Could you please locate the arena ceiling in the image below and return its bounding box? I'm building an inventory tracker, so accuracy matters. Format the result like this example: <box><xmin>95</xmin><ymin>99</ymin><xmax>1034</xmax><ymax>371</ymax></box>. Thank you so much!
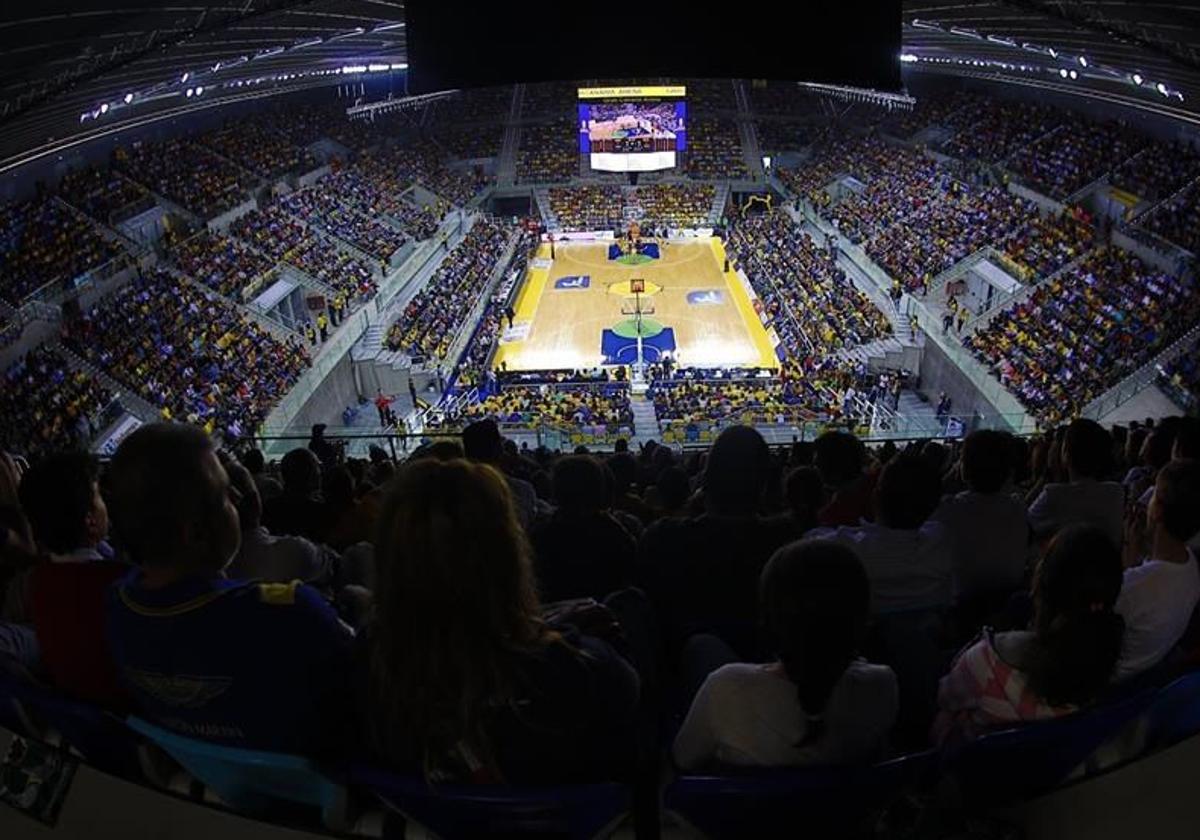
<box><xmin>901</xmin><ymin>1</ymin><xmax>1200</xmax><ymax>123</ymax></box>
<box><xmin>0</xmin><ymin>1</ymin><xmax>408</xmax><ymax>169</ymax></box>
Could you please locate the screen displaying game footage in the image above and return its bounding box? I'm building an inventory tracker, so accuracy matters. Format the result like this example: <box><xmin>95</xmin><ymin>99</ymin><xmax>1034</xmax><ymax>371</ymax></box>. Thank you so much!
<box><xmin>578</xmin><ymin>89</ymin><xmax>687</xmax><ymax>172</ymax></box>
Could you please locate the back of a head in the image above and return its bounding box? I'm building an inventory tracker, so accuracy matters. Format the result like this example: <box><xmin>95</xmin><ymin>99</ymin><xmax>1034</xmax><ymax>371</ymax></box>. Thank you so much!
<box><xmin>614</xmin><ymin>438</ymin><xmax>629</xmax><ymax>454</ymax></box>
<box><xmin>240</xmin><ymin>448</ymin><xmax>265</xmax><ymax>475</ymax></box>
<box><xmin>552</xmin><ymin>455</ymin><xmax>608</xmax><ymax>513</ymax></box>
<box><xmin>1064</xmin><ymin>418</ymin><xmax>1113</xmax><ymax>480</ymax></box>
<box><xmin>1144</xmin><ymin>418</ymin><xmax>1181</xmax><ymax>470</ymax></box>
<box><xmin>814</xmin><ymin>431</ymin><xmax>864</xmax><ymax>488</ymax></box>
<box><xmin>324</xmin><ymin>467</ymin><xmax>356</xmax><ymax>509</ymax></box>
<box><xmin>462</xmin><ymin>419</ymin><xmax>502</xmax><ymax>462</ymax></box>
<box><xmin>608</xmin><ymin>452</ymin><xmax>637</xmax><ymax>493</ymax></box>
<box><xmin>656</xmin><ymin>466</ymin><xmax>690</xmax><ymax>511</ymax></box>
<box><xmin>785</xmin><ymin>466</ymin><xmax>826</xmax><ymax>524</ymax></box>
<box><xmin>1152</xmin><ymin>459</ymin><xmax>1200</xmax><ymax>544</ymax></box>
<box><xmin>1030</xmin><ymin>524</ymin><xmax>1125</xmax><ymax>707</ymax></box>
<box><xmin>280</xmin><ymin>448</ymin><xmax>321</xmax><ymax>495</ymax></box>
<box><xmin>368</xmin><ymin>458</ymin><xmax>543</xmax><ymax>767</ymax></box>
<box><xmin>224</xmin><ymin>460</ymin><xmax>262</xmax><ymax>530</ymax></box>
<box><xmin>18</xmin><ymin>452</ymin><xmax>102</xmax><ymax>554</ymax></box>
<box><xmin>108</xmin><ymin>423</ymin><xmax>236</xmax><ymax>569</ymax></box>
<box><xmin>875</xmin><ymin>454</ymin><xmax>942</xmax><ymax>530</ymax></box>
<box><xmin>1173</xmin><ymin>418</ymin><xmax>1200</xmax><ymax>460</ymax></box>
<box><xmin>961</xmin><ymin>429</ymin><xmax>1012</xmax><ymax>494</ymax></box>
<box><xmin>761</xmin><ymin>539</ymin><xmax>870</xmax><ymax>726</ymax></box>
<box><xmin>704</xmin><ymin>426</ymin><xmax>770</xmax><ymax>514</ymax></box>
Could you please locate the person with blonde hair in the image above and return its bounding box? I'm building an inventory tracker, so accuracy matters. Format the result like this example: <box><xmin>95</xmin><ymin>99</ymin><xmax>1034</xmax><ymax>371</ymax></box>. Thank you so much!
<box><xmin>359</xmin><ymin>458</ymin><xmax>639</xmax><ymax>783</ymax></box>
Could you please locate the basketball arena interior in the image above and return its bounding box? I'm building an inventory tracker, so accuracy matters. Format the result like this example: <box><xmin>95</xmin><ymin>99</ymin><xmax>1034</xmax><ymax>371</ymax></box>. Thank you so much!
<box><xmin>3</xmin><ymin>1</ymin><xmax>1200</xmax><ymax>838</ymax></box>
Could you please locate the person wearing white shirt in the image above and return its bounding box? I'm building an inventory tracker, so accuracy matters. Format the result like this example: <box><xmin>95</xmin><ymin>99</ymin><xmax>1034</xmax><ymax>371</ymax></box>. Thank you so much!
<box><xmin>932</xmin><ymin>430</ymin><xmax>1030</xmax><ymax>601</ymax></box>
<box><xmin>1114</xmin><ymin>459</ymin><xmax>1200</xmax><ymax>681</ymax></box>
<box><xmin>1028</xmin><ymin>419</ymin><xmax>1124</xmax><ymax>548</ymax></box>
<box><xmin>224</xmin><ymin>460</ymin><xmax>332</xmax><ymax>585</ymax></box>
<box><xmin>811</xmin><ymin>454</ymin><xmax>952</xmax><ymax>615</ymax></box>
<box><xmin>673</xmin><ymin>539</ymin><xmax>897</xmax><ymax>770</ymax></box>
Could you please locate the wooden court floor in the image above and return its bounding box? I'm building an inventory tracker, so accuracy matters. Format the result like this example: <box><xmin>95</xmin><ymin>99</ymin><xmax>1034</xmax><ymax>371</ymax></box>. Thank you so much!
<box><xmin>494</xmin><ymin>240</ymin><xmax>778</xmax><ymax>371</ymax></box>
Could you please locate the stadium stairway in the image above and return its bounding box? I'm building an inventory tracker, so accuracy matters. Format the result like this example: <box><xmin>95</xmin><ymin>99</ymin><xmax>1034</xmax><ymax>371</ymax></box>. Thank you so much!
<box><xmin>533</xmin><ymin>187</ymin><xmax>558</xmax><ymax>230</ymax></box>
<box><xmin>630</xmin><ymin>393</ymin><xmax>659</xmax><ymax>445</ymax></box>
<box><xmin>837</xmin><ymin>335</ymin><xmax>909</xmax><ymax>374</ymax></box>
<box><xmin>708</xmin><ymin>183</ymin><xmax>729</xmax><ymax>226</ymax></box>
<box><xmin>496</xmin><ymin>85</ymin><xmax>523</xmax><ymax>187</ymax></box>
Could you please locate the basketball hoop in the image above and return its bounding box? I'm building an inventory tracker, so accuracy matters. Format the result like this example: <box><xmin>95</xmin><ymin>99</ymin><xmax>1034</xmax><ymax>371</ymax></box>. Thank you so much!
<box><xmin>630</xmin><ymin>278</ymin><xmax>646</xmax><ymax>294</ymax></box>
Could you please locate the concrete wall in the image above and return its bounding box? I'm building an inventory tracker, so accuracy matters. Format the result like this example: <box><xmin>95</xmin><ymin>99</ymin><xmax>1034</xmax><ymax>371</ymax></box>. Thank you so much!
<box><xmin>917</xmin><ymin>337</ymin><xmax>1023</xmax><ymax>432</ymax></box>
<box><xmin>282</xmin><ymin>353</ymin><xmax>361</xmax><ymax>436</ymax></box>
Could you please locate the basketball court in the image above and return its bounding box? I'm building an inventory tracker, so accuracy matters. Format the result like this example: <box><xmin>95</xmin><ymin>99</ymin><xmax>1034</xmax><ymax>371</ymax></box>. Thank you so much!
<box><xmin>493</xmin><ymin>239</ymin><xmax>779</xmax><ymax>372</ymax></box>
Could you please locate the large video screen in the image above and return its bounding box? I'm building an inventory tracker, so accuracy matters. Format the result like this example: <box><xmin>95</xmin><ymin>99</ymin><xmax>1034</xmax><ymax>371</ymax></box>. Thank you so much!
<box><xmin>578</xmin><ymin>87</ymin><xmax>687</xmax><ymax>172</ymax></box>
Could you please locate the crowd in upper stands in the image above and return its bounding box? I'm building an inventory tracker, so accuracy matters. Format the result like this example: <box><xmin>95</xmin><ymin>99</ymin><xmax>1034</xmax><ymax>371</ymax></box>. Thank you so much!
<box><xmin>0</xmin><ymin>198</ymin><xmax>125</xmax><ymax>305</ymax></box>
<box><xmin>1007</xmin><ymin>118</ymin><xmax>1139</xmax><ymax>201</ymax></box>
<box><xmin>115</xmin><ymin>138</ymin><xmax>251</xmax><ymax>220</ymax></box>
<box><xmin>0</xmin><ymin>346</ymin><xmax>113</xmax><ymax>460</ymax></box>
<box><xmin>728</xmin><ymin>211</ymin><xmax>892</xmax><ymax>354</ymax></box>
<box><xmin>280</xmin><ymin>188</ymin><xmax>410</xmax><ymax>262</ymax></box>
<box><xmin>517</xmin><ymin>118</ymin><xmax>579</xmax><ymax>184</ymax></box>
<box><xmin>685</xmin><ymin>118</ymin><xmax>748</xmax><ymax>179</ymax></box>
<box><xmin>549</xmin><ymin>185</ymin><xmax>623</xmax><ymax>230</ymax></box>
<box><xmin>170</xmin><ymin>231</ymin><xmax>276</xmax><ymax>300</ymax></box>
<box><xmin>61</xmin><ymin>268</ymin><xmax>312</xmax><ymax>437</ymax></box>
<box><xmin>632</xmin><ymin>183</ymin><xmax>715</xmax><ymax>229</ymax></box>
<box><xmin>57</xmin><ymin>166</ymin><xmax>151</xmax><ymax>223</ymax></box>
<box><xmin>967</xmin><ymin>248</ymin><xmax>1200</xmax><ymax>424</ymax></box>
<box><xmin>1141</xmin><ymin>178</ymin><xmax>1200</xmax><ymax>255</ymax></box>
<box><xmin>999</xmin><ymin>206</ymin><xmax>1095</xmax><ymax>282</ymax></box>
<box><xmin>385</xmin><ymin>218</ymin><xmax>511</xmax><ymax>359</ymax></box>
<box><xmin>229</xmin><ymin>203</ymin><xmax>379</xmax><ymax>304</ymax></box>
<box><xmin>1110</xmin><ymin>140</ymin><xmax>1200</xmax><ymax>204</ymax></box>
<box><xmin>1160</xmin><ymin>341</ymin><xmax>1200</xmax><ymax>414</ymax></box>
<box><xmin>199</xmin><ymin>121</ymin><xmax>318</xmax><ymax>180</ymax></box>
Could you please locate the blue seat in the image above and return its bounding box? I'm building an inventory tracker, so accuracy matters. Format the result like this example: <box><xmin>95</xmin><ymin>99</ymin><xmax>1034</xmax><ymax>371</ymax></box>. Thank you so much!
<box><xmin>126</xmin><ymin>717</ymin><xmax>347</xmax><ymax>828</ymax></box>
<box><xmin>663</xmin><ymin>750</ymin><xmax>939</xmax><ymax>840</ymax></box>
<box><xmin>0</xmin><ymin>670</ymin><xmax>144</xmax><ymax>780</ymax></box>
<box><xmin>350</xmin><ymin>764</ymin><xmax>631</xmax><ymax>839</ymax></box>
<box><xmin>942</xmin><ymin>684</ymin><xmax>1159</xmax><ymax>808</ymax></box>
<box><xmin>1142</xmin><ymin>670</ymin><xmax>1200</xmax><ymax>752</ymax></box>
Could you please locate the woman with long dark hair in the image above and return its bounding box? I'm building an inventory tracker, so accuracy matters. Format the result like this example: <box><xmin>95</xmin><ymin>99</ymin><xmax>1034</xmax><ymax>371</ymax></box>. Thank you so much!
<box><xmin>359</xmin><ymin>458</ymin><xmax>639</xmax><ymax>783</ymax></box>
<box><xmin>673</xmin><ymin>539</ymin><xmax>898</xmax><ymax>769</ymax></box>
<box><xmin>934</xmin><ymin>524</ymin><xmax>1125</xmax><ymax>746</ymax></box>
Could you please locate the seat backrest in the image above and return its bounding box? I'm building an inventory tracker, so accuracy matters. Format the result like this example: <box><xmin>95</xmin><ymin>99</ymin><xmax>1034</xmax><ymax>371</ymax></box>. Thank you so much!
<box><xmin>126</xmin><ymin>717</ymin><xmax>344</xmax><ymax>824</ymax></box>
<box><xmin>945</xmin><ymin>685</ymin><xmax>1159</xmax><ymax>807</ymax></box>
<box><xmin>663</xmin><ymin>750</ymin><xmax>939</xmax><ymax>840</ymax></box>
<box><xmin>350</xmin><ymin>764</ymin><xmax>631</xmax><ymax>840</ymax></box>
<box><xmin>0</xmin><ymin>670</ymin><xmax>143</xmax><ymax>779</ymax></box>
<box><xmin>1143</xmin><ymin>670</ymin><xmax>1200</xmax><ymax>752</ymax></box>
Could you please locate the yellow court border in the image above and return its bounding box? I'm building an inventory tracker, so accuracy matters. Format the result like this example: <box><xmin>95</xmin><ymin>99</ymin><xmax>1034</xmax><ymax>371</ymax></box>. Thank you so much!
<box><xmin>709</xmin><ymin>237</ymin><xmax>779</xmax><ymax>370</ymax></box>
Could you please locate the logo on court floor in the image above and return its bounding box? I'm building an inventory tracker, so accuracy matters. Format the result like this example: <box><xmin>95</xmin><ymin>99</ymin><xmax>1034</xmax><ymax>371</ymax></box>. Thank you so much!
<box><xmin>555</xmin><ymin>275</ymin><xmax>591</xmax><ymax>290</ymax></box>
<box><xmin>687</xmin><ymin>289</ymin><xmax>723</xmax><ymax>305</ymax></box>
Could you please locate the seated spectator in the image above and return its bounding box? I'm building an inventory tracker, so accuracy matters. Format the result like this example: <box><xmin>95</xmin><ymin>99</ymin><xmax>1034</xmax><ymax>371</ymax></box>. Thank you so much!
<box><xmin>17</xmin><ymin>453</ymin><xmax>128</xmax><ymax>705</ymax></box>
<box><xmin>462</xmin><ymin>419</ymin><xmax>538</xmax><ymax>531</ymax></box>
<box><xmin>933</xmin><ymin>430</ymin><xmax>1030</xmax><ymax>603</ymax></box>
<box><xmin>933</xmin><ymin>525</ymin><xmax>1124</xmax><ymax>746</ymax></box>
<box><xmin>814</xmin><ymin>431</ymin><xmax>875</xmax><ymax>527</ymax></box>
<box><xmin>359</xmin><ymin>458</ymin><xmax>639</xmax><ymax>782</ymax></box>
<box><xmin>261</xmin><ymin>448</ymin><xmax>334</xmax><ymax>545</ymax></box>
<box><xmin>224</xmin><ymin>459</ymin><xmax>332</xmax><ymax>586</ymax></box>
<box><xmin>1114</xmin><ymin>459</ymin><xmax>1200</xmax><ymax>680</ymax></box>
<box><xmin>1028</xmin><ymin>419</ymin><xmax>1124</xmax><ymax>548</ymax></box>
<box><xmin>784</xmin><ymin>466</ymin><xmax>826</xmax><ymax>533</ymax></box>
<box><xmin>673</xmin><ymin>539</ymin><xmax>897</xmax><ymax>769</ymax></box>
<box><xmin>637</xmin><ymin>426</ymin><xmax>798</xmax><ymax>661</ymax></box>
<box><xmin>812</xmin><ymin>454</ymin><xmax>952</xmax><ymax>615</ymax></box>
<box><xmin>105</xmin><ymin>424</ymin><xmax>353</xmax><ymax>754</ymax></box>
<box><xmin>531</xmin><ymin>456</ymin><xmax>636</xmax><ymax>602</ymax></box>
